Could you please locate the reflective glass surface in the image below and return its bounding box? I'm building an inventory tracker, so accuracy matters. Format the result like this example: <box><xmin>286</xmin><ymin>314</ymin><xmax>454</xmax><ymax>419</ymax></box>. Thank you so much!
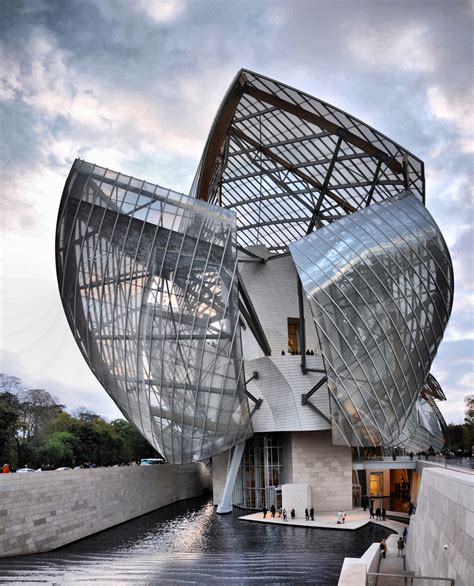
<box><xmin>56</xmin><ymin>160</ymin><xmax>252</xmax><ymax>463</ymax></box>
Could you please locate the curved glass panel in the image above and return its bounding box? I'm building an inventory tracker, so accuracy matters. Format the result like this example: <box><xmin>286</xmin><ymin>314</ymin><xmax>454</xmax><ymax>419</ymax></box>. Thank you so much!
<box><xmin>56</xmin><ymin>159</ymin><xmax>252</xmax><ymax>463</ymax></box>
<box><xmin>290</xmin><ymin>192</ymin><xmax>453</xmax><ymax>447</ymax></box>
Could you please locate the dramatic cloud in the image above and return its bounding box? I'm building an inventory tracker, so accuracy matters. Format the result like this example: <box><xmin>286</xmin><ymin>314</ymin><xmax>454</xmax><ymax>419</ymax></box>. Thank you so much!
<box><xmin>1</xmin><ymin>0</ymin><xmax>472</xmax><ymax>423</ymax></box>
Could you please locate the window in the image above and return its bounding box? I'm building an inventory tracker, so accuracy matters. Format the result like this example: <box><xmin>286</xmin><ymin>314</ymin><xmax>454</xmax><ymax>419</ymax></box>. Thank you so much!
<box><xmin>288</xmin><ymin>317</ymin><xmax>300</xmax><ymax>354</ymax></box>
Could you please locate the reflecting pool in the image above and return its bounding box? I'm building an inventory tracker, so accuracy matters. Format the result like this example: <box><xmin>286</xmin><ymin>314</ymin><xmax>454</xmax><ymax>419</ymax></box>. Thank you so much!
<box><xmin>0</xmin><ymin>496</ymin><xmax>393</xmax><ymax>584</ymax></box>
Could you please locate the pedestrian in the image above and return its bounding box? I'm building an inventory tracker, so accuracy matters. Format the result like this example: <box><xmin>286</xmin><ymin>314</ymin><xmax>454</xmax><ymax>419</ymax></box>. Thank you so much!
<box><xmin>278</xmin><ymin>507</ymin><xmax>282</xmax><ymax>518</ymax></box>
<box><xmin>380</xmin><ymin>538</ymin><xmax>387</xmax><ymax>559</ymax></box>
<box><xmin>403</xmin><ymin>527</ymin><xmax>408</xmax><ymax>543</ymax></box>
<box><xmin>290</xmin><ymin>508</ymin><xmax>295</xmax><ymax>519</ymax></box>
<box><xmin>310</xmin><ymin>507</ymin><xmax>314</xmax><ymax>521</ymax></box>
<box><xmin>382</xmin><ymin>508</ymin><xmax>386</xmax><ymax>521</ymax></box>
<box><xmin>409</xmin><ymin>451</ymin><xmax>414</xmax><ymax>461</ymax></box>
<box><xmin>336</xmin><ymin>510</ymin><xmax>342</xmax><ymax>524</ymax></box>
<box><xmin>369</xmin><ymin>507</ymin><xmax>374</xmax><ymax>519</ymax></box>
<box><xmin>270</xmin><ymin>504</ymin><xmax>276</xmax><ymax>518</ymax></box>
<box><xmin>407</xmin><ymin>502</ymin><xmax>414</xmax><ymax>516</ymax></box>
<box><xmin>2</xmin><ymin>463</ymin><xmax>10</xmax><ymax>474</ymax></box>
<box><xmin>362</xmin><ymin>497</ymin><xmax>367</xmax><ymax>512</ymax></box>
<box><xmin>283</xmin><ymin>508</ymin><xmax>287</xmax><ymax>522</ymax></box>
<box><xmin>342</xmin><ymin>511</ymin><xmax>346</xmax><ymax>524</ymax></box>
<box><xmin>375</xmin><ymin>507</ymin><xmax>381</xmax><ymax>520</ymax></box>
<box><xmin>397</xmin><ymin>537</ymin><xmax>404</xmax><ymax>557</ymax></box>
<box><xmin>305</xmin><ymin>508</ymin><xmax>309</xmax><ymax>521</ymax></box>
<box><xmin>262</xmin><ymin>506</ymin><xmax>267</xmax><ymax>519</ymax></box>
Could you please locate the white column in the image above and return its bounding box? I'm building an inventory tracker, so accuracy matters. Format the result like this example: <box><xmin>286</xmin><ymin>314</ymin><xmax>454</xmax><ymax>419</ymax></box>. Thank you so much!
<box><xmin>216</xmin><ymin>442</ymin><xmax>246</xmax><ymax>514</ymax></box>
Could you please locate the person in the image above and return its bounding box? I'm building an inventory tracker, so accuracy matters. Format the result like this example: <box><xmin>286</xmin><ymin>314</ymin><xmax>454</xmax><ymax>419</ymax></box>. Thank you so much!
<box><xmin>310</xmin><ymin>350</ymin><xmax>314</xmax><ymax>355</ymax></box>
<box><xmin>310</xmin><ymin>507</ymin><xmax>314</xmax><ymax>521</ymax></box>
<box><xmin>336</xmin><ymin>510</ymin><xmax>342</xmax><ymax>524</ymax></box>
<box><xmin>380</xmin><ymin>538</ymin><xmax>387</xmax><ymax>559</ymax></box>
<box><xmin>281</xmin><ymin>350</ymin><xmax>286</xmax><ymax>355</ymax></box>
<box><xmin>407</xmin><ymin>502</ymin><xmax>414</xmax><ymax>516</ymax></box>
<box><xmin>305</xmin><ymin>349</ymin><xmax>310</xmax><ymax>355</ymax></box>
<box><xmin>362</xmin><ymin>497</ymin><xmax>367</xmax><ymax>512</ymax></box>
<box><xmin>283</xmin><ymin>508</ymin><xmax>287</xmax><ymax>522</ymax></box>
<box><xmin>382</xmin><ymin>508</ymin><xmax>386</xmax><ymax>521</ymax></box>
<box><xmin>262</xmin><ymin>506</ymin><xmax>267</xmax><ymax>519</ymax></box>
<box><xmin>2</xmin><ymin>463</ymin><xmax>10</xmax><ymax>474</ymax></box>
<box><xmin>403</xmin><ymin>526</ymin><xmax>408</xmax><ymax>543</ymax></box>
<box><xmin>278</xmin><ymin>507</ymin><xmax>282</xmax><ymax>518</ymax></box>
<box><xmin>409</xmin><ymin>451</ymin><xmax>414</xmax><ymax>461</ymax></box>
<box><xmin>375</xmin><ymin>507</ymin><xmax>381</xmax><ymax>520</ymax></box>
<box><xmin>305</xmin><ymin>508</ymin><xmax>309</xmax><ymax>521</ymax></box>
<box><xmin>270</xmin><ymin>504</ymin><xmax>276</xmax><ymax>518</ymax></box>
<box><xmin>290</xmin><ymin>508</ymin><xmax>295</xmax><ymax>519</ymax></box>
<box><xmin>369</xmin><ymin>506</ymin><xmax>374</xmax><ymax>519</ymax></box>
<box><xmin>342</xmin><ymin>511</ymin><xmax>346</xmax><ymax>524</ymax></box>
<box><xmin>397</xmin><ymin>537</ymin><xmax>404</xmax><ymax>557</ymax></box>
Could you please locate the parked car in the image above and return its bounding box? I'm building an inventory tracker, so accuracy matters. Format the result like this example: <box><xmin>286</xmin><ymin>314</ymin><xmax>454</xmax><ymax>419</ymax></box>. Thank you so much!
<box><xmin>16</xmin><ymin>467</ymin><xmax>36</xmax><ymax>473</ymax></box>
<box><xmin>140</xmin><ymin>458</ymin><xmax>165</xmax><ymax>465</ymax></box>
<box><xmin>55</xmin><ymin>467</ymin><xmax>72</xmax><ymax>471</ymax></box>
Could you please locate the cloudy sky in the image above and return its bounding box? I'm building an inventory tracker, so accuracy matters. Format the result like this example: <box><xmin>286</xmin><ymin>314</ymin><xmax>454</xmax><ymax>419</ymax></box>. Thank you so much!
<box><xmin>1</xmin><ymin>0</ymin><xmax>472</xmax><ymax>423</ymax></box>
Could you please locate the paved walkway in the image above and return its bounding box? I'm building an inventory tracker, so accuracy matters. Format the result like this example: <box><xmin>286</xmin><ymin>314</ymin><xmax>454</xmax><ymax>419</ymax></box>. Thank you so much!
<box><xmin>374</xmin><ymin>532</ymin><xmax>408</xmax><ymax>585</ymax></box>
<box><xmin>239</xmin><ymin>507</ymin><xmax>407</xmax><ymax>534</ymax></box>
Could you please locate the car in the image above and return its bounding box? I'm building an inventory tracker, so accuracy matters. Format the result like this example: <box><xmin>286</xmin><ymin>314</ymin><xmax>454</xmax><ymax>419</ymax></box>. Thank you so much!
<box><xmin>55</xmin><ymin>467</ymin><xmax>72</xmax><ymax>471</ymax></box>
<box><xmin>140</xmin><ymin>458</ymin><xmax>165</xmax><ymax>466</ymax></box>
<box><xmin>16</xmin><ymin>467</ymin><xmax>36</xmax><ymax>473</ymax></box>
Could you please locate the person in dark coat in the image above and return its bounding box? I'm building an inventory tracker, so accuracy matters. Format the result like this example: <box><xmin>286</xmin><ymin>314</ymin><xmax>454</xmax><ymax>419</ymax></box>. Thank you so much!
<box><xmin>397</xmin><ymin>537</ymin><xmax>405</xmax><ymax>557</ymax></box>
<box><xmin>375</xmin><ymin>507</ymin><xmax>381</xmax><ymax>520</ymax></box>
<box><xmin>369</xmin><ymin>507</ymin><xmax>374</xmax><ymax>519</ymax></box>
<box><xmin>290</xmin><ymin>508</ymin><xmax>295</xmax><ymax>519</ymax></box>
<box><xmin>263</xmin><ymin>506</ymin><xmax>267</xmax><ymax>518</ymax></box>
<box><xmin>380</xmin><ymin>538</ymin><xmax>387</xmax><ymax>558</ymax></box>
<box><xmin>270</xmin><ymin>504</ymin><xmax>276</xmax><ymax>518</ymax></box>
<box><xmin>305</xmin><ymin>508</ymin><xmax>309</xmax><ymax>521</ymax></box>
<box><xmin>382</xmin><ymin>508</ymin><xmax>386</xmax><ymax>521</ymax></box>
<box><xmin>310</xmin><ymin>507</ymin><xmax>314</xmax><ymax>521</ymax></box>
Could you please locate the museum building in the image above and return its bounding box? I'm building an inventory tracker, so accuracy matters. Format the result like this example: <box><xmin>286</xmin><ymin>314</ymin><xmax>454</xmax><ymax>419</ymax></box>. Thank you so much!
<box><xmin>56</xmin><ymin>70</ymin><xmax>453</xmax><ymax>514</ymax></box>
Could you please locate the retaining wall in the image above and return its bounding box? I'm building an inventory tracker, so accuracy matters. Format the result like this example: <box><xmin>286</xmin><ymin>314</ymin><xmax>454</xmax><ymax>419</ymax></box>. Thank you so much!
<box><xmin>0</xmin><ymin>463</ymin><xmax>211</xmax><ymax>557</ymax></box>
<box><xmin>405</xmin><ymin>466</ymin><xmax>473</xmax><ymax>586</ymax></box>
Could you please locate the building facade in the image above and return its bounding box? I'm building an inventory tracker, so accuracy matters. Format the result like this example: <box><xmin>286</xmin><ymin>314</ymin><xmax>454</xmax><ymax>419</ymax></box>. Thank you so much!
<box><xmin>56</xmin><ymin>70</ymin><xmax>453</xmax><ymax>513</ymax></box>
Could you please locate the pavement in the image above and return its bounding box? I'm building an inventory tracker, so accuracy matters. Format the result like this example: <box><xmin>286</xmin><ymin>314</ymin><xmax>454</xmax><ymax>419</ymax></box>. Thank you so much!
<box><xmin>239</xmin><ymin>507</ymin><xmax>407</xmax><ymax>534</ymax></box>
<box><xmin>375</xmin><ymin>532</ymin><xmax>409</xmax><ymax>585</ymax></box>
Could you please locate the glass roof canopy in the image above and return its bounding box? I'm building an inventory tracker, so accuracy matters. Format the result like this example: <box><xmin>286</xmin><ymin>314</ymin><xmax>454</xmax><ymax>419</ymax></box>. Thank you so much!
<box><xmin>191</xmin><ymin>69</ymin><xmax>424</xmax><ymax>255</ymax></box>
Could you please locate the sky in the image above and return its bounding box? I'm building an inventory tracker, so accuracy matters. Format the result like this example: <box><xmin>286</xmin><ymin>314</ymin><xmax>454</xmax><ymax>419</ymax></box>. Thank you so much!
<box><xmin>0</xmin><ymin>0</ymin><xmax>472</xmax><ymax>424</ymax></box>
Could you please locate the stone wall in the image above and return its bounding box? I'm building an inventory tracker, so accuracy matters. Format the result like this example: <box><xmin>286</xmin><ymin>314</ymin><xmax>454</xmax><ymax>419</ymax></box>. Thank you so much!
<box><xmin>289</xmin><ymin>430</ymin><xmax>352</xmax><ymax>512</ymax></box>
<box><xmin>0</xmin><ymin>463</ymin><xmax>211</xmax><ymax>557</ymax></box>
<box><xmin>405</xmin><ymin>466</ymin><xmax>473</xmax><ymax>586</ymax></box>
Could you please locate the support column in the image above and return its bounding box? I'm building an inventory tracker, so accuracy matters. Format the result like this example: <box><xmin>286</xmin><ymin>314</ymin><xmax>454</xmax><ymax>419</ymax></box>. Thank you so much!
<box><xmin>216</xmin><ymin>441</ymin><xmax>246</xmax><ymax>514</ymax></box>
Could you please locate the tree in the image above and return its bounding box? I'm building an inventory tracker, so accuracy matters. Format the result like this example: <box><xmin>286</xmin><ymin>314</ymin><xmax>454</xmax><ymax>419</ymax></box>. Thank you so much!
<box><xmin>34</xmin><ymin>431</ymin><xmax>75</xmax><ymax>468</ymax></box>
<box><xmin>0</xmin><ymin>391</ymin><xmax>20</xmax><ymax>466</ymax></box>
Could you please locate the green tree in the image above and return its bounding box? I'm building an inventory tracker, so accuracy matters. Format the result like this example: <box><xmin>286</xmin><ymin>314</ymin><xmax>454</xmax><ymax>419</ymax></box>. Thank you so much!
<box><xmin>0</xmin><ymin>391</ymin><xmax>21</xmax><ymax>466</ymax></box>
<box><xmin>34</xmin><ymin>431</ymin><xmax>75</xmax><ymax>468</ymax></box>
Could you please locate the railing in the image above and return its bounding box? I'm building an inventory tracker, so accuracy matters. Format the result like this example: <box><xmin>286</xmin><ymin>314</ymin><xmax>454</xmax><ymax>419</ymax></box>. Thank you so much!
<box><xmin>367</xmin><ymin>572</ymin><xmax>455</xmax><ymax>585</ymax></box>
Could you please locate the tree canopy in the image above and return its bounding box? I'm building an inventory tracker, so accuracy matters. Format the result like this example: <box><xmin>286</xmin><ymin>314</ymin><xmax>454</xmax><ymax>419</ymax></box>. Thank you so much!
<box><xmin>0</xmin><ymin>373</ymin><xmax>161</xmax><ymax>470</ymax></box>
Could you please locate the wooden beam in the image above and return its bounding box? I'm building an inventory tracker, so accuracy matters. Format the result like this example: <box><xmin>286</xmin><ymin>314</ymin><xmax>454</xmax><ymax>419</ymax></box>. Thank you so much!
<box><xmin>196</xmin><ymin>72</ymin><xmax>248</xmax><ymax>201</ymax></box>
<box><xmin>244</xmin><ymin>85</ymin><xmax>404</xmax><ymax>175</ymax></box>
<box><xmin>232</xmin><ymin>126</ymin><xmax>356</xmax><ymax>213</ymax></box>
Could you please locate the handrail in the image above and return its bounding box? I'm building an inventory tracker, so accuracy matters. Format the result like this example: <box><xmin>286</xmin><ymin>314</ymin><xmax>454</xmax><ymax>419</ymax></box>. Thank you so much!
<box><xmin>367</xmin><ymin>571</ymin><xmax>454</xmax><ymax>585</ymax></box>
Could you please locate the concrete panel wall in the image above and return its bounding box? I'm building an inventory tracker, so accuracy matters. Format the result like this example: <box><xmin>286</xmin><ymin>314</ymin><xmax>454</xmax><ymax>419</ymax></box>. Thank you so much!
<box><xmin>0</xmin><ymin>463</ymin><xmax>211</xmax><ymax>557</ymax></box>
<box><xmin>289</xmin><ymin>430</ymin><xmax>352</xmax><ymax>512</ymax></box>
<box><xmin>239</xmin><ymin>255</ymin><xmax>320</xmax><ymax>360</ymax></box>
<box><xmin>405</xmin><ymin>467</ymin><xmax>473</xmax><ymax>586</ymax></box>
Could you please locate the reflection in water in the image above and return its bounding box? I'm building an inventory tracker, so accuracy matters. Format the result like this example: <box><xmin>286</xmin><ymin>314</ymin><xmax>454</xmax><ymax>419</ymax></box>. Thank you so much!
<box><xmin>0</xmin><ymin>496</ymin><xmax>393</xmax><ymax>584</ymax></box>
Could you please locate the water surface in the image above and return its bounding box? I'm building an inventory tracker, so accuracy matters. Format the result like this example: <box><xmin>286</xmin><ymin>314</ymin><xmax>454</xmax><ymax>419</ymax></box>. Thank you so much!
<box><xmin>0</xmin><ymin>496</ymin><xmax>392</xmax><ymax>584</ymax></box>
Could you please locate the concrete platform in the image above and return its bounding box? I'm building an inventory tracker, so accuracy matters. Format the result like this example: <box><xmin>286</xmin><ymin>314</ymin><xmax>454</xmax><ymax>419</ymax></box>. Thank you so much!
<box><xmin>239</xmin><ymin>507</ymin><xmax>407</xmax><ymax>532</ymax></box>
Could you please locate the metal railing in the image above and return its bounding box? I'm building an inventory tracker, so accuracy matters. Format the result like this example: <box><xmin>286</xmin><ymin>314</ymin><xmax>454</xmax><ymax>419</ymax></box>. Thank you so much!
<box><xmin>368</xmin><ymin>571</ymin><xmax>455</xmax><ymax>585</ymax></box>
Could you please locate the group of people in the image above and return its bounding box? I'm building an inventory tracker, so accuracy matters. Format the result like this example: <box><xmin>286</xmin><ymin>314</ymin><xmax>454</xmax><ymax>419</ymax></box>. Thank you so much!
<box><xmin>280</xmin><ymin>350</ymin><xmax>316</xmax><ymax>356</ymax></box>
<box><xmin>262</xmin><ymin>506</ymin><xmax>315</xmax><ymax>522</ymax></box>
<box><xmin>380</xmin><ymin>527</ymin><xmax>408</xmax><ymax>560</ymax></box>
<box><xmin>369</xmin><ymin>505</ymin><xmax>386</xmax><ymax>521</ymax></box>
